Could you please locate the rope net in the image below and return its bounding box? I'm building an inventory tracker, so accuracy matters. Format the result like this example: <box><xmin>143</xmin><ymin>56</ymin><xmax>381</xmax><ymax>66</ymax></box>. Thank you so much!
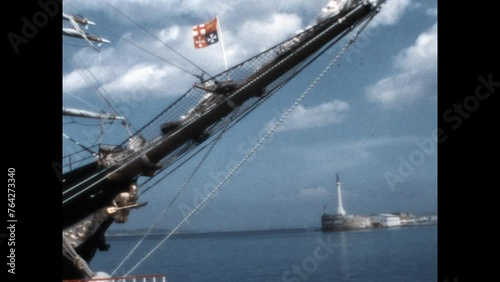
<box><xmin>63</xmin><ymin>1</ymin><xmax>375</xmax><ymax>185</ymax></box>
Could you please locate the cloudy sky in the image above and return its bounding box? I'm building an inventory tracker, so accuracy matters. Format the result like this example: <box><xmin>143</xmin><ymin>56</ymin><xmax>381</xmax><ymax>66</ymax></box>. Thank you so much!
<box><xmin>63</xmin><ymin>0</ymin><xmax>437</xmax><ymax>232</ymax></box>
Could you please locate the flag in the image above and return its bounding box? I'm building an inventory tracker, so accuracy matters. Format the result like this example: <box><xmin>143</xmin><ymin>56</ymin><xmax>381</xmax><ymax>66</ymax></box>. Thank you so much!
<box><xmin>192</xmin><ymin>18</ymin><xmax>219</xmax><ymax>49</ymax></box>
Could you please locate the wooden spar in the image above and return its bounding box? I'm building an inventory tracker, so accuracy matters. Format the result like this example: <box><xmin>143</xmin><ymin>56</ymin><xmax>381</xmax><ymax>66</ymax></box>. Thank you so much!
<box><xmin>63</xmin><ymin>13</ymin><xmax>96</xmax><ymax>26</ymax></box>
<box><xmin>63</xmin><ymin>108</ymin><xmax>125</xmax><ymax>120</ymax></box>
<box><xmin>63</xmin><ymin>28</ymin><xmax>111</xmax><ymax>44</ymax></box>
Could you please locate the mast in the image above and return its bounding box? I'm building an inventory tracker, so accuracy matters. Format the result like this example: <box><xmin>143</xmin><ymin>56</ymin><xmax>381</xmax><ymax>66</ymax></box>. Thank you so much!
<box><xmin>215</xmin><ymin>14</ymin><xmax>229</xmax><ymax>72</ymax></box>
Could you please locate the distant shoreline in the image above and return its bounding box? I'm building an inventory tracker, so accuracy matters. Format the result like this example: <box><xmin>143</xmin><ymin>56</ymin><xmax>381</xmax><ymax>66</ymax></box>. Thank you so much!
<box><xmin>106</xmin><ymin>222</ymin><xmax>436</xmax><ymax>238</ymax></box>
<box><xmin>106</xmin><ymin>227</ymin><xmax>320</xmax><ymax>238</ymax></box>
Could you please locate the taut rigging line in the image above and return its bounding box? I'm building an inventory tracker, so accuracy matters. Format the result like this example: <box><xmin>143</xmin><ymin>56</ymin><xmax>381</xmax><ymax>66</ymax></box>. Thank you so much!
<box><xmin>103</xmin><ymin>0</ymin><xmax>212</xmax><ymax>79</ymax></box>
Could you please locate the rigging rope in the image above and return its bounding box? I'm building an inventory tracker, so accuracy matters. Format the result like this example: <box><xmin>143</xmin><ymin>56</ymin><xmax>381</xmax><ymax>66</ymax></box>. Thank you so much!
<box><xmin>63</xmin><ymin>41</ymin><xmax>95</xmax><ymax>48</ymax></box>
<box><xmin>74</xmin><ymin>55</ymin><xmax>127</xmax><ymax>125</ymax></box>
<box><xmin>139</xmin><ymin>140</ymin><xmax>212</xmax><ymax>195</ymax></box>
<box><xmin>65</xmin><ymin>55</ymin><xmax>127</xmax><ymax>130</ymax></box>
<box><xmin>102</xmin><ymin>0</ymin><xmax>211</xmax><ymax>79</ymax></box>
<box><xmin>103</xmin><ymin>27</ymin><xmax>202</xmax><ymax>79</ymax></box>
<box><xmin>111</xmin><ymin>109</ymin><xmax>238</xmax><ymax>276</ymax></box>
<box><xmin>65</xmin><ymin>2</ymin><xmax>80</xmax><ymax>15</ymax></box>
<box><xmin>63</xmin><ymin>10</ymin><xmax>376</xmax><ymax>205</ymax></box>
<box><xmin>64</xmin><ymin>91</ymin><xmax>102</xmax><ymax>112</ymax></box>
<box><xmin>63</xmin><ymin>120</ymin><xmax>109</xmax><ymax>127</ymax></box>
<box><xmin>63</xmin><ymin>133</ymin><xmax>97</xmax><ymax>156</ymax></box>
<box><xmin>123</xmin><ymin>15</ymin><xmax>376</xmax><ymax>276</ymax></box>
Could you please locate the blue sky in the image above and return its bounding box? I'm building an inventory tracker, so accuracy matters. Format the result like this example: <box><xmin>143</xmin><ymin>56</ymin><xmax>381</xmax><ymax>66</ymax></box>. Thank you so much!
<box><xmin>63</xmin><ymin>0</ymin><xmax>437</xmax><ymax>232</ymax></box>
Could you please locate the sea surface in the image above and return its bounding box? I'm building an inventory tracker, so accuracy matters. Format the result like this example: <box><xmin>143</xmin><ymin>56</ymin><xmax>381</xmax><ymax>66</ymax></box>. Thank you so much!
<box><xmin>90</xmin><ymin>224</ymin><xmax>437</xmax><ymax>282</ymax></box>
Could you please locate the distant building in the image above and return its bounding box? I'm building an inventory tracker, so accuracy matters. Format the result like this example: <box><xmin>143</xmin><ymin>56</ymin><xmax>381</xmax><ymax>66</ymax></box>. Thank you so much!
<box><xmin>416</xmin><ymin>215</ymin><xmax>438</xmax><ymax>223</ymax></box>
<box><xmin>391</xmin><ymin>212</ymin><xmax>414</xmax><ymax>220</ymax></box>
<box><xmin>370</xmin><ymin>214</ymin><xmax>401</xmax><ymax>227</ymax></box>
<box><xmin>320</xmin><ymin>174</ymin><xmax>429</xmax><ymax>231</ymax></box>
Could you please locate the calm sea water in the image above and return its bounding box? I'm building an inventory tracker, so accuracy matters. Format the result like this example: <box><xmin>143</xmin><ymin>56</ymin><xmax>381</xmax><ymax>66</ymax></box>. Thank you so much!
<box><xmin>90</xmin><ymin>225</ymin><xmax>437</xmax><ymax>282</ymax></box>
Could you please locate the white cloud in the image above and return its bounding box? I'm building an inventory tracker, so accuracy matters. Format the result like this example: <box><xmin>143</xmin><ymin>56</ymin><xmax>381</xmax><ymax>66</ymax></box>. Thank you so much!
<box><xmin>329</xmin><ymin>136</ymin><xmax>416</xmax><ymax>151</ymax></box>
<box><xmin>63</xmin><ymin>69</ymin><xmax>90</xmax><ymax>94</ymax></box>
<box><xmin>63</xmin><ymin>0</ymin><xmax>321</xmax><ymax>27</ymax></box>
<box><xmin>299</xmin><ymin>186</ymin><xmax>331</xmax><ymax>198</ymax></box>
<box><xmin>158</xmin><ymin>26</ymin><xmax>181</xmax><ymax>42</ymax></box>
<box><xmin>63</xmin><ymin>1</ymin><xmax>418</xmax><ymax>103</ymax></box>
<box><xmin>101</xmin><ymin>63</ymin><xmax>187</xmax><ymax>97</ymax></box>
<box><xmin>191</xmin><ymin>12</ymin><xmax>303</xmax><ymax>69</ymax></box>
<box><xmin>269</xmin><ymin>100</ymin><xmax>350</xmax><ymax>133</ymax></box>
<box><xmin>396</xmin><ymin>24</ymin><xmax>437</xmax><ymax>72</ymax></box>
<box><xmin>369</xmin><ymin>0</ymin><xmax>413</xmax><ymax>28</ymax></box>
<box><xmin>366</xmin><ymin>23</ymin><xmax>437</xmax><ymax>108</ymax></box>
<box><xmin>63</xmin><ymin>65</ymin><xmax>116</xmax><ymax>94</ymax></box>
<box><xmin>235</xmin><ymin>13</ymin><xmax>303</xmax><ymax>54</ymax></box>
<box><xmin>425</xmin><ymin>8</ymin><xmax>437</xmax><ymax>17</ymax></box>
<box><xmin>63</xmin><ymin>1</ymin><xmax>310</xmax><ymax>101</ymax></box>
<box><xmin>302</xmin><ymin>136</ymin><xmax>416</xmax><ymax>171</ymax></box>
